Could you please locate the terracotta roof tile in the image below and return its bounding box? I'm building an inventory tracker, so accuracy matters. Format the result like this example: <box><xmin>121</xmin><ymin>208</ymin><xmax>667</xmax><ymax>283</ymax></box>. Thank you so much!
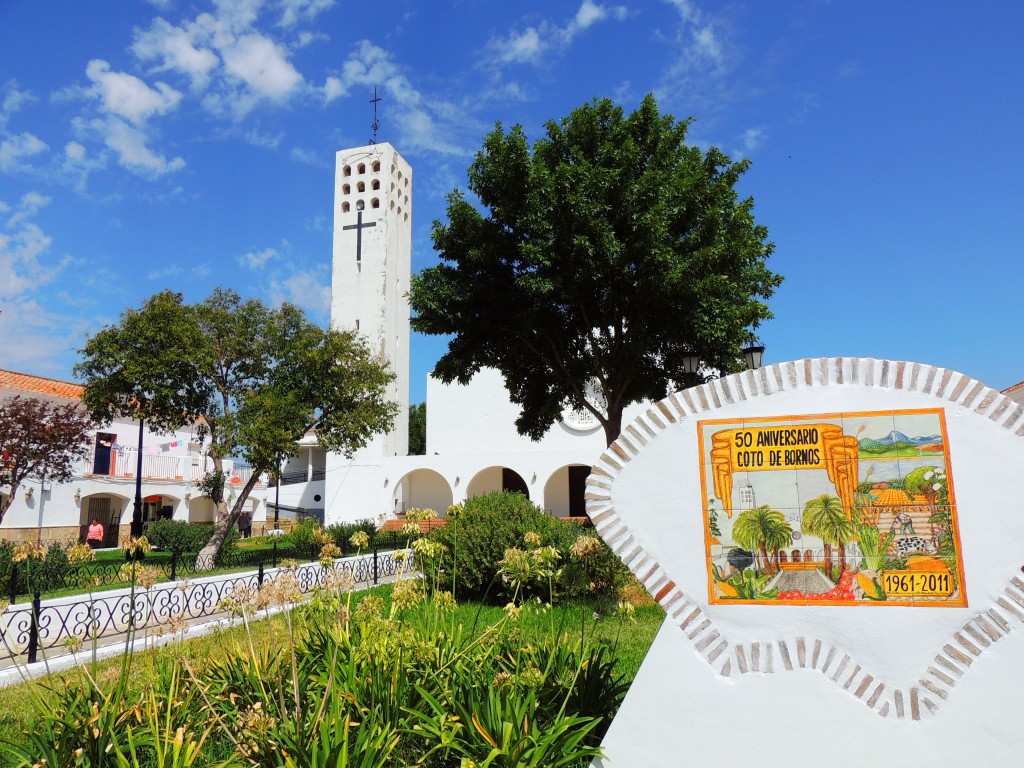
<box><xmin>1003</xmin><ymin>380</ymin><xmax>1024</xmax><ymax>395</ymax></box>
<box><xmin>871</xmin><ymin>488</ymin><xmax>912</xmax><ymax>506</ymax></box>
<box><xmin>0</xmin><ymin>368</ymin><xmax>84</xmax><ymax>400</ymax></box>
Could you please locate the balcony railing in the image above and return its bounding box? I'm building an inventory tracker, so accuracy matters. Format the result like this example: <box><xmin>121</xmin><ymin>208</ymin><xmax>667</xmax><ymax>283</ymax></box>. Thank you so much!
<box><xmin>86</xmin><ymin>451</ymin><xmax>266</xmax><ymax>486</ymax></box>
<box><xmin>278</xmin><ymin>468</ymin><xmax>326</xmax><ymax>486</ymax></box>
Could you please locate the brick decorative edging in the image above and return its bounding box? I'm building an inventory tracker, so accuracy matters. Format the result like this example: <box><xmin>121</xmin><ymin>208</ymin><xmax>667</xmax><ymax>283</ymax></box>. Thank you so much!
<box><xmin>586</xmin><ymin>358</ymin><xmax>1023</xmax><ymax>721</ymax></box>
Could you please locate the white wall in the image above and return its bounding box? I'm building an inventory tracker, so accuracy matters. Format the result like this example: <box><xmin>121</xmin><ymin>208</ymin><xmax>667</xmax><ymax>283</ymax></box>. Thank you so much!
<box><xmin>593</xmin><ymin>359</ymin><xmax>1024</xmax><ymax>765</ymax></box>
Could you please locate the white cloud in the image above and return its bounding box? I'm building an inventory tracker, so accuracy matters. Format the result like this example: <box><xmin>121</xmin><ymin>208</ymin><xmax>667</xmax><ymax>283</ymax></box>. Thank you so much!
<box><xmin>243</xmin><ymin>128</ymin><xmax>284</xmax><ymax>148</ymax></box>
<box><xmin>485</xmin><ymin>1</ymin><xmax>629</xmax><ymax>67</ymax></box>
<box><xmin>0</xmin><ymin>132</ymin><xmax>47</xmax><ymax>172</ymax></box>
<box><xmin>61</xmin><ymin>140</ymin><xmax>107</xmax><ymax>192</ymax></box>
<box><xmin>0</xmin><ymin>194</ymin><xmax>68</xmax><ymax>300</ymax></box>
<box><xmin>838</xmin><ymin>61</ymin><xmax>859</xmax><ymax>79</ymax></box>
<box><xmin>323</xmin><ymin>75</ymin><xmax>346</xmax><ymax>102</ymax></box>
<box><xmin>655</xmin><ymin>0</ymin><xmax>736</xmax><ymax>114</ymax></box>
<box><xmin>661</xmin><ymin>0</ymin><xmax>727</xmax><ymax>71</ymax></box>
<box><xmin>0</xmin><ymin>297</ymin><xmax>86</xmax><ymax>375</ymax></box>
<box><xmin>131</xmin><ymin>17</ymin><xmax>220</xmax><ymax>90</ymax></box>
<box><xmin>65</xmin><ymin>141</ymin><xmax>86</xmax><ymax>161</ymax></box>
<box><xmin>238</xmin><ymin>246</ymin><xmax>278</xmax><ymax>268</ymax></box>
<box><xmin>94</xmin><ymin>117</ymin><xmax>185</xmax><ymax>176</ymax></box>
<box><xmin>85</xmin><ymin>59</ymin><xmax>183</xmax><ymax>125</ymax></box>
<box><xmin>6</xmin><ymin>191</ymin><xmax>50</xmax><ymax>227</ymax></box>
<box><xmin>277</xmin><ymin>0</ymin><xmax>335</xmax><ymax>28</ymax></box>
<box><xmin>220</xmin><ymin>34</ymin><xmax>303</xmax><ymax>99</ymax></box>
<box><xmin>1</xmin><ymin>81</ymin><xmax>36</xmax><ymax>128</ymax></box>
<box><xmin>289</xmin><ymin>146</ymin><xmax>323</xmax><ymax>165</ymax></box>
<box><xmin>327</xmin><ymin>41</ymin><xmax>466</xmax><ymax>156</ymax></box>
<box><xmin>146</xmin><ymin>264</ymin><xmax>183</xmax><ymax>280</ymax></box>
<box><xmin>494</xmin><ymin>27</ymin><xmax>545</xmax><ymax>65</ymax></box>
<box><xmin>742</xmin><ymin>127</ymin><xmax>763</xmax><ymax>152</ymax></box>
<box><xmin>270</xmin><ymin>268</ymin><xmax>331</xmax><ymax>319</ymax></box>
<box><xmin>690</xmin><ymin>25</ymin><xmax>722</xmax><ymax>66</ymax></box>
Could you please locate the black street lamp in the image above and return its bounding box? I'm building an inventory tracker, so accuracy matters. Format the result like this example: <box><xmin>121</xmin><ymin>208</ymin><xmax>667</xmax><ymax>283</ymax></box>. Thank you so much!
<box><xmin>741</xmin><ymin>337</ymin><xmax>766</xmax><ymax>371</ymax></box>
<box><xmin>274</xmin><ymin>456</ymin><xmax>281</xmax><ymax>530</ymax></box>
<box><xmin>130</xmin><ymin>418</ymin><xmax>144</xmax><ymax>538</ymax></box>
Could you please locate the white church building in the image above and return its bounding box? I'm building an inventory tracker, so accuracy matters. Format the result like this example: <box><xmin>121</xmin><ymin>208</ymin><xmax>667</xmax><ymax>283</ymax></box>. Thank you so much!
<box><xmin>282</xmin><ymin>142</ymin><xmax>652</xmax><ymax>526</ymax></box>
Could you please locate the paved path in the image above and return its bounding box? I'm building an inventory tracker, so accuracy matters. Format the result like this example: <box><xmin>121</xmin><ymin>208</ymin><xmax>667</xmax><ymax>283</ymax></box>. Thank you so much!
<box><xmin>766</xmin><ymin>568</ymin><xmax>836</xmax><ymax>595</ymax></box>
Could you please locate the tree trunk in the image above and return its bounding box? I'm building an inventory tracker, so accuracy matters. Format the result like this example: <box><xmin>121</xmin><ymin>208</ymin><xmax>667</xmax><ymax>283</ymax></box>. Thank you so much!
<box><xmin>837</xmin><ymin>540</ymin><xmax>847</xmax><ymax>574</ymax></box>
<box><xmin>195</xmin><ymin>470</ymin><xmax>263</xmax><ymax>569</ymax></box>
<box><xmin>758</xmin><ymin>543</ymin><xmax>771</xmax><ymax>576</ymax></box>
<box><xmin>602</xmin><ymin>407</ymin><xmax>623</xmax><ymax>449</ymax></box>
<box><xmin>823</xmin><ymin>542</ymin><xmax>833</xmax><ymax>575</ymax></box>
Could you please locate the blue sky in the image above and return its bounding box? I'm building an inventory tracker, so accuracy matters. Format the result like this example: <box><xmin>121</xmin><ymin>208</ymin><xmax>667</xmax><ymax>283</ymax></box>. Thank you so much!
<box><xmin>1</xmin><ymin>0</ymin><xmax>1021</xmax><ymax>404</ymax></box>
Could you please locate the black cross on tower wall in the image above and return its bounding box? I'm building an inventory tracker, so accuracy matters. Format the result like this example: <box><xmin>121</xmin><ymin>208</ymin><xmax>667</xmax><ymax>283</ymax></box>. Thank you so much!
<box><xmin>343</xmin><ymin>208</ymin><xmax>376</xmax><ymax>262</ymax></box>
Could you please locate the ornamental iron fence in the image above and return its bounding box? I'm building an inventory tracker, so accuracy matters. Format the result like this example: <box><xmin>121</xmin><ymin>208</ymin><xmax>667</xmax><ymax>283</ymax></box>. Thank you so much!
<box><xmin>0</xmin><ymin>531</ymin><xmax>407</xmax><ymax>603</ymax></box>
<box><xmin>0</xmin><ymin>546</ymin><xmax>415</xmax><ymax>664</ymax></box>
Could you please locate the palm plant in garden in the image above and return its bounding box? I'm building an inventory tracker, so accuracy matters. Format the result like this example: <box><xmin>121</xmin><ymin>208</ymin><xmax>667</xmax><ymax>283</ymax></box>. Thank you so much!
<box><xmin>802</xmin><ymin>494</ymin><xmax>857</xmax><ymax>575</ymax></box>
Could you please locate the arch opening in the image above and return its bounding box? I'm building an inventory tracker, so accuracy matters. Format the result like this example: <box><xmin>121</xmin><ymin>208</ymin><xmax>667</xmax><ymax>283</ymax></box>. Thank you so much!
<box><xmin>393</xmin><ymin>469</ymin><xmax>453</xmax><ymax>516</ymax></box>
<box><xmin>542</xmin><ymin>464</ymin><xmax>590</xmax><ymax>518</ymax></box>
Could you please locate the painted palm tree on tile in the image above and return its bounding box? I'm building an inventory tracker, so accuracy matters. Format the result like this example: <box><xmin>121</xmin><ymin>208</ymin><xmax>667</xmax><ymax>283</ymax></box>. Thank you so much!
<box><xmin>731</xmin><ymin>505</ymin><xmax>793</xmax><ymax>575</ymax></box>
<box><xmin>802</xmin><ymin>493</ymin><xmax>857</xmax><ymax>575</ymax></box>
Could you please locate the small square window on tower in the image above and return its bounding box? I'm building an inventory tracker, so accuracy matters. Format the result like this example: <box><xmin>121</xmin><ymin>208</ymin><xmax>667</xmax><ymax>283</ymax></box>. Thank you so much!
<box><xmin>357</xmin><ymin>163</ymin><xmax>366</xmax><ymax>174</ymax></box>
<box><xmin>372</xmin><ymin>160</ymin><xmax>381</xmax><ymax>172</ymax></box>
<box><xmin>343</xmin><ymin>165</ymin><xmax>351</xmax><ymax>176</ymax></box>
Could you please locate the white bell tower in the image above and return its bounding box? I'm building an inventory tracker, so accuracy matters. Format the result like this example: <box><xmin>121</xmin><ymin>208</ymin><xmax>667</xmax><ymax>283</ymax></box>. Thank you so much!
<box><xmin>329</xmin><ymin>142</ymin><xmax>412</xmax><ymax>457</ymax></box>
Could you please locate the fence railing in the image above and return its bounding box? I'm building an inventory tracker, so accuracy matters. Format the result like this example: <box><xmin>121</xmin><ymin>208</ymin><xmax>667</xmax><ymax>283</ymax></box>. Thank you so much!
<box><xmin>0</xmin><ymin>546</ymin><xmax>416</xmax><ymax>664</ymax></box>
<box><xmin>0</xmin><ymin>531</ymin><xmax>407</xmax><ymax>603</ymax></box>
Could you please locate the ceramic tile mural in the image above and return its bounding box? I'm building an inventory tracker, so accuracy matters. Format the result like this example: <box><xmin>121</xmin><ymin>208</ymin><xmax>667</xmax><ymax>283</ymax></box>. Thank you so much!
<box><xmin>699</xmin><ymin>409</ymin><xmax>966</xmax><ymax>607</ymax></box>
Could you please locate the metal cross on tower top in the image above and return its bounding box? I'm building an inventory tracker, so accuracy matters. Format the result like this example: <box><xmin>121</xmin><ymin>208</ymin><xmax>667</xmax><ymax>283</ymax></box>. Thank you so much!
<box><xmin>369</xmin><ymin>87</ymin><xmax>381</xmax><ymax>145</ymax></box>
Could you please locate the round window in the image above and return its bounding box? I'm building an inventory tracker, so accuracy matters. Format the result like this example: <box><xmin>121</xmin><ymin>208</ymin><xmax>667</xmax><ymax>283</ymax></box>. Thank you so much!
<box><xmin>561</xmin><ymin>379</ymin><xmax>606</xmax><ymax>433</ymax></box>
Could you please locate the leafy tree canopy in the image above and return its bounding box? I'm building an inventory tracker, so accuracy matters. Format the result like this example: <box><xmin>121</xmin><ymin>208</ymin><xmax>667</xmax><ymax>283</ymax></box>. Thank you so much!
<box><xmin>408</xmin><ymin>402</ymin><xmax>426</xmax><ymax>455</ymax></box>
<box><xmin>0</xmin><ymin>396</ymin><xmax>94</xmax><ymax>524</ymax></box>
<box><xmin>75</xmin><ymin>288</ymin><xmax>398</xmax><ymax>560</ymax></box>
<box><xmin>410</xmin><ymin>94</ymin><xmax>782</xmax><ymax>446</ymax></box>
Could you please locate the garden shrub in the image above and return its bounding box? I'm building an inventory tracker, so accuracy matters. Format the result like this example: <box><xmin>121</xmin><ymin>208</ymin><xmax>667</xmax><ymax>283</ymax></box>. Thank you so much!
<box><xmin>327</xmin><ymin>518</ymin><xmax>379</xmax><ymax>550</ymax></box>
<box><xmin>0</xmin><ymin>541</ymin><xmax>72</xmax><ymax>596</ymax></box>
<box><xmin>288</xmin><ymin>518</ymin><xmax>322</xmax><ymax>557</ymax></box>
<box><xmin>419</xmin><ymin>491</ymin><xmax>627</xmax><ymax>603</ymax></box>
<box><xmin>145</xmin><ymin>520</ymin><xmax>212</xmax><ymax>554</ymax></box>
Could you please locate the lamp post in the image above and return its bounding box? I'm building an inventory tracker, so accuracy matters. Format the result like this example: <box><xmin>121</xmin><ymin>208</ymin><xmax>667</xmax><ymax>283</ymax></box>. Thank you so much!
<box><xmin>274</xmin><ymin>457</ymin><xmax>281</xmax><ymax>530</ymax></box>
<box><xmin>681</xmin><ymin>337</ymin><xmax>766</xmax><ymax>381</ymax></box>
<box><xmin>741</xmin><ymin>337</ymin><xmax>766</xmax><ymax>371</ymax></box>
<box><xmin>130</xmin><ymin>418</ymin><xmax>144</xmax><ymax>538</ymax></box>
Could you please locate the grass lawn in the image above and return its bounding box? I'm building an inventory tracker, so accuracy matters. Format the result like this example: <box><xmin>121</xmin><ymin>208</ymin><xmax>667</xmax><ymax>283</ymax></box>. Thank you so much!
<box><xmin>0</xmin><ymin>582</ymin><xmax>665</xmax><ymax>753</ymax></box>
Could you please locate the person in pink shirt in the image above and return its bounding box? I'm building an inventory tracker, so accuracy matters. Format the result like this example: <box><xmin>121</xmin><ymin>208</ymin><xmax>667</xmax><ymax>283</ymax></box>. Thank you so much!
<box><xmin>86</xmin><ymin>518</ymin><xmax>104</xmax><ymax>549</ymax></box>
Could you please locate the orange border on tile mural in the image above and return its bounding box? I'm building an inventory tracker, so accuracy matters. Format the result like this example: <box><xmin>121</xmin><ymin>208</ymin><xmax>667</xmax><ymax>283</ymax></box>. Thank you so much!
<box><xmin>697</xmin><ymin>408</ymin><xmax>967</xmax><ymax>608</ymax></box>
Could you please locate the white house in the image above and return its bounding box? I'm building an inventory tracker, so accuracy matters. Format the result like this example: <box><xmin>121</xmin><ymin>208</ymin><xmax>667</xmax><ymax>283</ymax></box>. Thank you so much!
<box><xmin>0</xmin><ymin>369</ymin><xmax>270</xmax><ymax>544</ymax></box>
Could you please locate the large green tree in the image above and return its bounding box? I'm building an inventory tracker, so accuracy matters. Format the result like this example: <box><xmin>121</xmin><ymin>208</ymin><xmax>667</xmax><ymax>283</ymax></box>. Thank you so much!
<box><xmin>408</xmin><ymin>402</ymin><xmax>426</xmax><ymax>455</ymax></box>
<box><xmin>74</xmin><ymin>290</ymin><xmax>213</xmax><ymax>535</ymax></box>
<box><xmin>410</xmin><ymin>95</ymin><xmax>781</xmax><ymax>446</ymax></box>
<box><xmin>76</xmin><ymin>288</ymin><xmax>398</xmax><ymax>563</ymax></box>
